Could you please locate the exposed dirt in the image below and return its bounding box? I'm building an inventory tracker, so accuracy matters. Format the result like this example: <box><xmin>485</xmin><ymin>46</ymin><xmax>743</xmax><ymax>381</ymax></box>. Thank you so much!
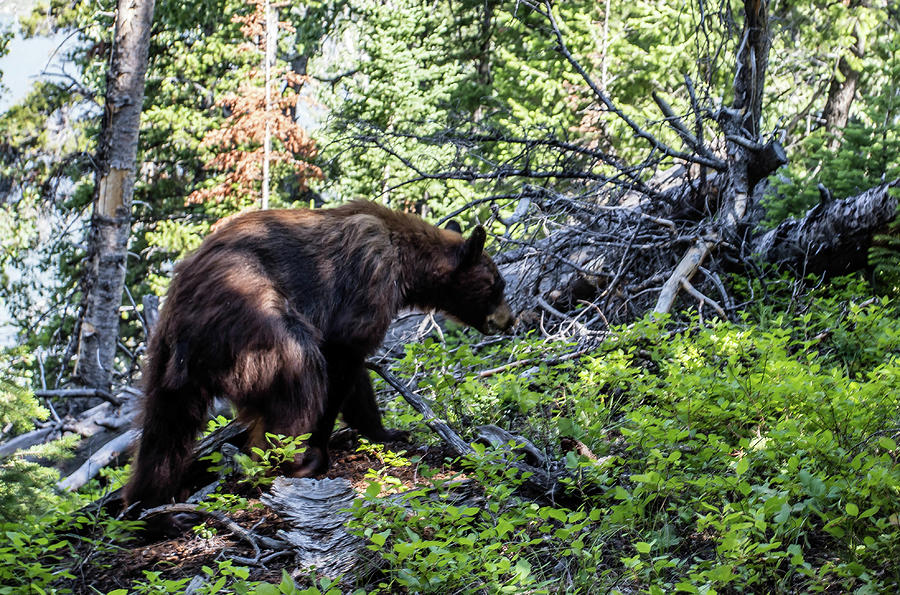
<box><xmin>67</xmin><ymin>435</ymin><xmax>461</xmax><ymax>593</ymax></box>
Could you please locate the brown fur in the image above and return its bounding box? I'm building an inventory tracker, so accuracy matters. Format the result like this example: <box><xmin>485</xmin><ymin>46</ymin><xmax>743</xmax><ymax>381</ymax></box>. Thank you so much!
<box><xmin>124</xmin><ymin>200</ymin><xmax>512</xmax><ymax>508</ymax></box>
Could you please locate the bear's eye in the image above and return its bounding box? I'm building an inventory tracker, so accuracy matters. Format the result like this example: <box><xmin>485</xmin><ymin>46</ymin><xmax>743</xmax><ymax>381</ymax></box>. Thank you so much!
<box><xmin>490</xmin><ymin>278</ymin><xmax>505</xmax><ymax>301</ymax></box>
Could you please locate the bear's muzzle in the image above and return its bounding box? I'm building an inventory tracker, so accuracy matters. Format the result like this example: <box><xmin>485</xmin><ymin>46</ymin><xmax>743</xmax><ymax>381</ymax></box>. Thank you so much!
<box><xmin>484</xmin><ymin>300</ymin><xmax>514</xmax><ymax>334</ymax></box>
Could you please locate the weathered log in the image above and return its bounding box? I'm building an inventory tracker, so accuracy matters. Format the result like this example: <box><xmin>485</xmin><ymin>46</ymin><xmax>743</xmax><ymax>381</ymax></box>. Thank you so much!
<box><xmin>58</xmin><ymin>429</ymin><xmax>140</xmax><ymax>492</ymax></box>
<box><xmin>1</xmin><ymin>396</ymin><xmax>136</xmax><ymax>461</ymax></box>
<box><xmin>84</xmin><ymin>420</ymin><xmax>248</xmax><ymax>511</ymax></box>
<box><xmin>0</xmin><ymin>426</ymin><xmax>56</xmax><ymax>460</ymax></box>
<box><xmin>34</xmin><ymin>388</ymin><xmax>122</xmax><ymax>406</ymax></box>
<box><xmin>753</xmin><ymin>179</ymin><xmax>899</xmax><ymax>274</ymax></box>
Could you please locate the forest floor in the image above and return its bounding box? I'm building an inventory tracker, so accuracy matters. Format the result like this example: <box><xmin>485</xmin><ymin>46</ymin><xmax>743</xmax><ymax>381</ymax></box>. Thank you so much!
<box><xmin>67</xmin><ymin>436</ymin><xmax>459</xmax><ymax>593</ymax></box>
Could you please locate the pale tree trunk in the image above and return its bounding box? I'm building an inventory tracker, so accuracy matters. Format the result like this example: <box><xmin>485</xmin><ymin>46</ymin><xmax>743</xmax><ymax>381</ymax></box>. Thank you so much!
<box><xmin>74</xmin><ymin>0</ymin><xmax>156</xmax><ymax>390</ymax></box>
<box><xmin>261</xmin><ymin>0</ymin><xmax>277</xmax><ymax>210</ymax></box>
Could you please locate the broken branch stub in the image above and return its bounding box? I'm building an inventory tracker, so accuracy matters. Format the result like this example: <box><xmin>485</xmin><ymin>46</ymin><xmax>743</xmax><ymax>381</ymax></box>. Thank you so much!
<box><xmin>260</xmin><ymin>477</ymin><xmax>362</xmax><ymax>578</ymax></box>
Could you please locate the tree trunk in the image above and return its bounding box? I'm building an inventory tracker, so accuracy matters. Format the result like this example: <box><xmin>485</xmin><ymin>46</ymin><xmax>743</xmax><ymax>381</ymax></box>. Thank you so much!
<box><xmin>261</xmin><ymin>0</ymin><xmax>277</xmax><ymax>210</ymax></box>
<box><xmin>823</xmin><ymin>56</ymin><xmax>860</xmax><ymax>134</ymax></box>
<box><xmin>822</xmin><ymin>25</ymin><xmax>864</xmax><ymax>150</ymax></box>
<box><xmin>822</xmin><ymin>0</ymin><xmax>865</xmax><ymax>151</ymax></box>
<box><xmin>653</xmin><ymin>0</ymin><xmax>775</xmax><ymax>314</ymax></box>
<box><xmin>74</xmin><ymin>0</ymin><xmax>155</xmax><ymax>390</ymax></box>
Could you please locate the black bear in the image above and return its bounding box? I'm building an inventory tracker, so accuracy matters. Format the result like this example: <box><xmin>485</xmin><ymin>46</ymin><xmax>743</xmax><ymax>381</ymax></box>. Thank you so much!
<box><xmin>124</xmin><ymin>200</ymin><xmax>513</xmax><ymax>507</ymax></box>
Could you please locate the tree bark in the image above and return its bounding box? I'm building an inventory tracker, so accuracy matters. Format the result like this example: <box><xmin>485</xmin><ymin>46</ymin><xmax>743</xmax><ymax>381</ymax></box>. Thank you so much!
<box><xmin>822</xmin><ymin>36</ymin><xmax>863</xmax><ymax>149</ymax></box>
<box><xmin>74</xmin><ymin>0</ymin><xmax>156</xmax><ymax>390</ymax></box>
<box><xmin>823</xmin><ymin>55</ymin><xmax>860</xmax><ymax>135</ymax></box>
<box><xmin>261</xmin><ymin>0</ymin><xmax>276</xmax><ymax>210</ymax></box>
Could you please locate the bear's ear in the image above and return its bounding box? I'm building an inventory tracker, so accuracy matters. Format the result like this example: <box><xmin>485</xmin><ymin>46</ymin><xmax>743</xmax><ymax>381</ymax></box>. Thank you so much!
<box><xmin>444</xmin><ymin>220</ymin><xmax>462</xmax><ymax>234</ymax></box>
<box><xmin>459</xmin><ymin>226</ymin><xmax>486</xmax><ymax>269</ymax></box>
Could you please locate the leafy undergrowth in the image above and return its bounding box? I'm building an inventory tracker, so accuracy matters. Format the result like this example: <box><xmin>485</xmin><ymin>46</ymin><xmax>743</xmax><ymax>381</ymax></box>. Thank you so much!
<box><xmin>2</xmin><ymin>277</ymin><xmax>900</xmax><ymax>593</ymax></box>
<box><xmin>362</xmin><ymin>277</ymin><xmax>900</xmax><ymax>593</ymax></box>
<box><xmin>46</xmin><ymin>439</ymin><xmax>461</xmax><ymax>594</ymax></box>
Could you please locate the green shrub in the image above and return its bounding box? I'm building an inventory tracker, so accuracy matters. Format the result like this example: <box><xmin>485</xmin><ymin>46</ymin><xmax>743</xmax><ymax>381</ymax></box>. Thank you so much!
<box><xmin>384</xmin><ymin>282</ymin><xmax>900</xmax><ymax>592</ymax></box>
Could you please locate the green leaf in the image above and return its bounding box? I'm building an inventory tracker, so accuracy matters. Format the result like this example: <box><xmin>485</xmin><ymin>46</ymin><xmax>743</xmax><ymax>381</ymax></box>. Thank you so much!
<box><xmin>845</xmin><ymin>502</ymin><xmax>859</xmax><ymax>517</ymax></box>
<box><xmin>279</xmin><ymin>568</ymin><xmax>298</xmax><ymax>593</ymax></box>
<box><xmin>370</xmin><ymin>530</ymin><xmax>390</xmax><ymax>548</ymax></box>
<box><xmin>877</xmin><ymin>436</ymin><xmax>897</xmax><ymax>451</ymax></box>
<box><xmin>859</xmin><ymin>505</ymin><xmax>879</xmax><ymax>520</ymax></box>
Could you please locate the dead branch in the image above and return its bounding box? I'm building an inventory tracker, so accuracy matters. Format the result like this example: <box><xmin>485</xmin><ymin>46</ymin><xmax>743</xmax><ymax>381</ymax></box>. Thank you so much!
<box><xmin>366</xmin><ymin>362</ymin><xmax>473</xmax><ymax>457</ymax></box>
<box><xmin>34</xmin><ymin>388</ymin><xmax>123</xmax><ymax>406</ymax></box>
<box><xmin>476</xmin><ymin>424</ymin><xmax>548</xmax><ymax>467</ymax></box>
<box><xmin>527</xmin><ymin>0</ymin><xmax>727</xmax><ymax>171</ymax></box>
<box><xmin>679</xmin><ymin>278</ymin><xmax>726</xmax><ymax>318</ymax></box>
<box><xmin>653</xmin><ymin>238</ymin><xmax>716</xmax><ymax>315</ymax></box>
<box><xmin>652</xmin><ymin>91</ymin><xmax>712</xmax><ymax>160</ymax></box>
<box><xmin>368</xmin><ymin>362</ymin><xmax>576</xmax><ymax>500</ymax></box>
<box><xmin>0</xmin><ymin>426</ymin><xmax>57</xmax><ymax>460</ymax></box>
<box><xmin>140</xmin><ymin>502</ymin><xmax>288</xmax><ymax>563</ymax></box>
<box><xmin>1</xmin><ymin>393</ymin><xmax>137</xmax><ymax>461</ymax></box>
<box><xmin>476</xmin><ymin>348</ymin><xmax>591</xmax><ymax>378</ymax></box>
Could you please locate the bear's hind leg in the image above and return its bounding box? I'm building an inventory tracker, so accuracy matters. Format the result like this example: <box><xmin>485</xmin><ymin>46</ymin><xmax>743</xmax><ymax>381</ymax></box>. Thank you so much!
<box><xmin>125</xmin><ymin>382</ymin><xmax>212</xmax><ymax>508</ymax></box>
<box><xmin>241</xmin><ymin>315</ymin><xmax>329</xmax><ymax>478</ymax></box>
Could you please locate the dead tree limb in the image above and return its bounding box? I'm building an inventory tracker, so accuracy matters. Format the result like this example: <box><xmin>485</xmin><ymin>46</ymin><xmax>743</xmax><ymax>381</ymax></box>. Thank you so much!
<box><xmin>368</xmin><ymin>362</ymin><xmax>575</xmax><ymax>500</ymax></box>
<box><xmin>0</xmin><ymin>427</ymin><xmax>57</xmax><ymax>460</ymax></box>
<box><xmin>529</xmin><ymin>0</ymin><xmax>727</xmax><ymax>171</ymax></box>
<box><xmin>366</xmin><ymin>362</ymin><xmax>473</xmax><ymax>457</ymax></box>
<box><xmin>653</xmin><ymin>238</ymin><xmax>716</xmax><ymax>315</ymax></box>
<box><xmin>680</xmin><ymin>278</ymin><xmax>726</xmax><ymax>318</ymax></box>
<box><xmin>34</xmin><ymin>388</ymin><xmax>123</xmax><ymax>406</ymax></box>
<box><xmin>477</xmin><ymin>348</ymin><xmax>591</xmax><ymax>378</ymax></box>
<box><xmin>140</xmin><ymin>502</ymin><xmax>287</xmax><ymax>560</ymax></box>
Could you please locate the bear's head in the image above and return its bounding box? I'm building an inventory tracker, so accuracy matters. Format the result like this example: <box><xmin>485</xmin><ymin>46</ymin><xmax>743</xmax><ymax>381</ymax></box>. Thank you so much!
<box><xmin>440</xmin><ymin>225</ymin><xmax>513</xmax><ymax>334</ymax></box>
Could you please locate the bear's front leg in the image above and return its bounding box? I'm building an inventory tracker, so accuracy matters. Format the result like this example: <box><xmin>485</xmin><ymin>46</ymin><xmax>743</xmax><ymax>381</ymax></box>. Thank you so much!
<box><xmin>341</xmin><ymin>367</ymin><xmax>408</xmax><ymax>442</ymax></box>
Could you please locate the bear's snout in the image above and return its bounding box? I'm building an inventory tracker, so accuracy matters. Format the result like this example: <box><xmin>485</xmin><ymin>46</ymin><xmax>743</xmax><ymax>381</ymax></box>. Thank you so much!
<box><xmin>484</xmin><ymin>300</ymin><xmax>514</xmax><ymax>334</ymax></box>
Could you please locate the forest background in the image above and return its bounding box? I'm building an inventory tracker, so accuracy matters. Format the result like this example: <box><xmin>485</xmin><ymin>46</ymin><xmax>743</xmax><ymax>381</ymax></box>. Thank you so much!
<box><xmin>0</xmin><ymin>0</ymin><xmax>899</xmax><ymax>592</ymax></box>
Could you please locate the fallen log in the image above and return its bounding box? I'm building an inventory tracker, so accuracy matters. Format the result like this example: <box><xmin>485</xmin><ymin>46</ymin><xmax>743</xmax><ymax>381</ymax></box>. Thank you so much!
<box><xmin>753</xmin><ymin>179</ymin><xmax>899</xmax><ymax>274</ymax></box>
<box><xmin>83</xmin><ymin>420</ymin><xmax>248</xmax><ymax>512</ymax></box>
<box><xmin>1</xmin><ymin>397</ymin><xmax>136</xmax><ymax>461</ymax></box>
<box><xmin>58</xmin><ymin>429</ymin><xmax>140</xmax><ymax>492</ymax></box>
<box><xmin>0</xmin><ymin>426</ymin><xmax>57</xmax><ymax>460</ymax></box>
<box><xmin>34</xmin><ymin>388</ymin><xmax>122</xmax><ymax>406</ymax></box>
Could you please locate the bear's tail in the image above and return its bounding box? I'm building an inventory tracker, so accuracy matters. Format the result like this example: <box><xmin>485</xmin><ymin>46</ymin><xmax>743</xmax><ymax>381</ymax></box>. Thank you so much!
<box><xmin>124</xmin><ymin>340</ymin><xmax>210</xmax><ymax>509</ymax></box>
